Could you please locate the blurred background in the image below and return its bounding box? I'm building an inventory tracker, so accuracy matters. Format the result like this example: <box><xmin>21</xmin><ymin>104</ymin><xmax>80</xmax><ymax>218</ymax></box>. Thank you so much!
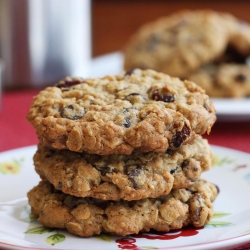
<box><xmin>1</xmin><ymin>0</ymin><xmax>250</xmax><ymax>89</ymax></box>
<box><xmin>0</xmin><ymin>0</ymin><xmax>250</xmax><ymax>153</ymax></box>
<box><xmin>92</xmin><ymin>0</ymin><xmax>250</xmax><ymax>57</ymax></box>
<box><xmin>0</xmin><ymin>3</ymin><xmax>250</xmax><ymax>248</ymax></box>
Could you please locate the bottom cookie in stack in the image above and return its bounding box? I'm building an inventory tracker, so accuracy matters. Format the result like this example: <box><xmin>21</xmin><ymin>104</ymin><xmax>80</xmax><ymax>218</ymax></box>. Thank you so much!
<box><xmin>27</xmin><ymin>135</ymin><xmax>219</xmax><ymax>237</ymax></box>
<box><xmin>27</xmin><ymin>179</ymin><xmax>218</xmax><ymax>237</ymax></box>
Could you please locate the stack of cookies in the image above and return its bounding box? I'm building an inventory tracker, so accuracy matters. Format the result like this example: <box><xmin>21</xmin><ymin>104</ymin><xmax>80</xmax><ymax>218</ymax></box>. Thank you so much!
<box><xmin>123</xmin><ymin>10</ymin><xmax>250</xmax><ymax>98</ymax></box>
<box><xmin>26</xmin><ymin>69</ymin><xmax>218</xmax><ymax>237</ymax></box>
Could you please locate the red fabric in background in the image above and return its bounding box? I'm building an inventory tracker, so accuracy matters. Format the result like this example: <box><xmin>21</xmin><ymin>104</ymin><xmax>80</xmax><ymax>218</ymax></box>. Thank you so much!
<box><xmin>0</xmin><ymin>89</ymin><xmax>40</xmax><ymax>152</ymax></box>
<box><xmin>0</xmin><ymin>89</ymin><xmax>250</xmax><ymax>153</ymax></box>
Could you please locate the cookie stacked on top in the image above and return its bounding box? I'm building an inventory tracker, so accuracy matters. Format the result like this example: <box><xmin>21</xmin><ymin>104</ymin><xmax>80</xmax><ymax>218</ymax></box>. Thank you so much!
<box><xmin>26</xmin><ymin>69</ymin><xmax>218</xmax><ymax>237</ymax></box>
<box><xmin>124</xmin><ymin>10</ymin><xmax>250</xmax><ymax>98</ymax></box>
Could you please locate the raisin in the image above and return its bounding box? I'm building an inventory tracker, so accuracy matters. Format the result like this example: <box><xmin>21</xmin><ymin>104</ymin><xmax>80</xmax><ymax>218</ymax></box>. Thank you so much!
<box><xmin>125</xmin><ymin>93</ymin><xmax>148</xmax><ymax>103</ymax></box>
<box><xmin>214</xmin><ymin>46</ymin><xmax>246</xmax><ymax>64</ymax></box>
<box><xmin>192</xmin><ymin>206</ymin><xmax>202</xmax><ymax>222</ymax></box>
<box><xmin>95</xmin><ymin>165</ymin><xmax>112</xmax><ymax>176</ymax></box>
<box><xmin>57</xmin><ymin>181</ymin><xmax>62</xmax><ymax>189</ymax></box>
<box><xmin>168</xmin><ymin>19</ymin><xmax>187</xmax><ymax>34</ymax></box>
<box><xmin>55</xmin><ymin>78</ymin><xmax>83</xmax><ymax>88</ymax></box>
<box><xmin>235</xmin><ymin>73</ymin><xmax>246</xmax><ymax>83</ymax></box>
<box><xmin>45</xmin><ymin>148</ymin><xmax>56</xmax><ymax>158</ymax></box>
<box><xmin>60</xmin><ymin>104</ymin><xmax>85</xmax><ymax>120</ymax></box>
<box><xmin>186</xmin><ymin>188</ymin><xmax>196</xmax><ymax>194</ymax></box>
<box><xmin>172</xmin><ymin>124</ymin><xmax>190</xmax><ymax>148</ymax></box>
<box><xmin>122</xmin><ymin>108</ymin><xmax>130</xmax><ymax>113</ymax></box>
<box><xmin>93</xmin><ymin>200</ymin><xmax>110</xmax><ymax>210</ymax></box>
<box><xmin>63</xmin><ymin>196</ymin><xmax>86</xmax><ymax>209</ymax></box>
<box><xmin>181</xmin><ymin>160</ymin><xmax>189</xmax><ymax>169</ymax></box>
<box><xmin>189</xmin><ymin>193</ymin><xmax>204</xmax><ymax>223</ymax></box>
<box><xmin>165</xmin><ymin>148</ymin><xmax>175</xmax><ymax>156</ymax></box>
<box><xmin>128</xmin><ymin>179</ymin><xmax>136</xmax><ymax>189</ymax></box>
<box><xmin>170</xmin><ymin>166</ymin><xmax>178</xmax><ymax>174</ymax></box>
<box><xmin>165</xmin><ymin>37</ymin><xmax>176</xmax><ymax>46</ymax></box>
<box><xmin>123</xmin><ymin>117</ymin><xmax>131</xmax><ymax>128</ymax></box>
<box><xmin>125</xmin><ymin>69</ymin><xmax>135</xmax><ymax>76</ymax></box>
<box><xmin>128</xmin><ymin>168</ymin><xmax>141</xmax><ymax>177</ymax></box>
<box><xmin>147</xmin><ymin>34</ymin><xmax>160</xmax><ymax>51</ymax></box>
<box><xmin>162</xmin><ymin>95</ymin><xmax>175</xmax><ymax>102</ymax></box>
<box><xmin>152</xmin><ymin>89</ymin><xmax>175</xmax><ymax>102</ymax></box>
<box><xmin>126</xmin><ymin>164</ymin><xmax>144</xmax><ymax>189</ymax></box>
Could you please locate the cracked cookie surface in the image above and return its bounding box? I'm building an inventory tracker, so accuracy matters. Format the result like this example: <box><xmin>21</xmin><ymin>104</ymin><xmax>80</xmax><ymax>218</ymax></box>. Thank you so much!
<box><xmin>34</xmin><ymin>136</ymin><xmax>212</xmax><ymax>200</ymax></box>
<box><xmin>27</xmin><ymin>179</ymin><xmax>218</xmax><ymax>237</ymax></box>
<box><xmin>27</xmin><ymin>69</ymin><xmax>216</xmax><ymax>155</ymax></box>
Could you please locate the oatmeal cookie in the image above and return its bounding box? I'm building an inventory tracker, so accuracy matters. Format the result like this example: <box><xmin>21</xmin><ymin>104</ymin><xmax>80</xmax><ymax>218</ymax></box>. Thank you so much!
<box><xmin>216</xmin><ymin>12</ymin><xmax>250</xmax><ymax>57</ymax></box>
<box><xmin>26</xmin><ymin>69</ymin><xmax>216</xmax><ymax>155</ymax></box>
<box><xmin>123</xmin><ymin>10</ymin><xmax>228</xmax><ymax>78</ymax></box>
<box><xmin>27</xmin><ymin>179</ymin><xmax>218</xmax><ymax>237</ymax></box>
<box><xmin>34</xmin><ymin>136</ymin><xmax>212</xmax><ymax>201</ymax></box>
<box><xmin>187</xmin><ymin>64</ymin><xmax>250</xmax><ymax>98</ymax></box>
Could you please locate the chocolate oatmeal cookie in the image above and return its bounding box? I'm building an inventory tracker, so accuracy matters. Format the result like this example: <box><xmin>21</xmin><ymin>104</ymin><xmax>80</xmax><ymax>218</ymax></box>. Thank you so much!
<box><xmin>26</xmin><ymin>69</ymin><xmax>216</xmax><ymax>155</ymax></box>
<box><xmin>27</xmin><ymin>179</ymin><xmax>218</xmax><ymax>237</ymax></box>
<box><xmin>123</xmin><ymin>10</ymin><xmax>228</xmax><ymax>78</ymax></box>
<box><xmin>34</xmin><ymin>136</ymin><xmax>212</xmax><ymax>201</ymax></box>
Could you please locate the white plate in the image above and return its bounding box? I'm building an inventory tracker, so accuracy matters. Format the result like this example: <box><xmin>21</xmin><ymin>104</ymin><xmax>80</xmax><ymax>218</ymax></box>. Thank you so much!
<box><xmin>210</xmin><ymin>98</ymin><xmax>250</xmax><ymax>122</ymax></box>
<box><xmin>90</xmin><ymin>52</ymin><xmax>250</xmax><ymax>122</ymax></box>
<box><xmin>0</xmin><ymin>146</ymin><xmax>250</xmax><ymax>250</ymax></box>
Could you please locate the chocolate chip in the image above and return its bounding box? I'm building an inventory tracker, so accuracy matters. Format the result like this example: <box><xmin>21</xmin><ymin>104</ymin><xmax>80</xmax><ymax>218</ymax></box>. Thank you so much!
<box><xmin>123</xmin><ymin>117</ymin><xmax>131</xmax><ymax>128</ymax></box>
<box><xmin>152</xmin><ymin>89</ymin><xmax>175</xmax><ymax>102</ymax></box>
<box><xmin>172</xmin><ymin>124</ymin><xmax>190</xmax><ymax>148</ymax></box>
<box><xmin>60</xmin><ymin>104</ymin><xmax>85</xmax><ymax>120</ymax></box>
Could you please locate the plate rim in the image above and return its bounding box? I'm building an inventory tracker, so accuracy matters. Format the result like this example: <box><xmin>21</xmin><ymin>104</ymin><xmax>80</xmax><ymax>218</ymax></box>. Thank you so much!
<box><xmin>1</xmin><ymin>144</ymin><xmax>250</xmax><ymax>250</ymax></box>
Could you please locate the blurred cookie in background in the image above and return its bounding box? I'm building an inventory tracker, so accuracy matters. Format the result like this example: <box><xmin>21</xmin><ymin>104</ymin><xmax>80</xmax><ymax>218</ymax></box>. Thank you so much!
<box><xmin>123</xmin><ymin>10</ymin><xmax>229</xmax><ymax>78</ymax></box>
<box><xmin>187</xmin><ymin>63</ymin><xmax>250</xmax><ymax>98</ymax></box>
<box><xmin>123</xmin><ymin>9</ymin><xmax>250</xmax><ymax>98</ymax></box>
